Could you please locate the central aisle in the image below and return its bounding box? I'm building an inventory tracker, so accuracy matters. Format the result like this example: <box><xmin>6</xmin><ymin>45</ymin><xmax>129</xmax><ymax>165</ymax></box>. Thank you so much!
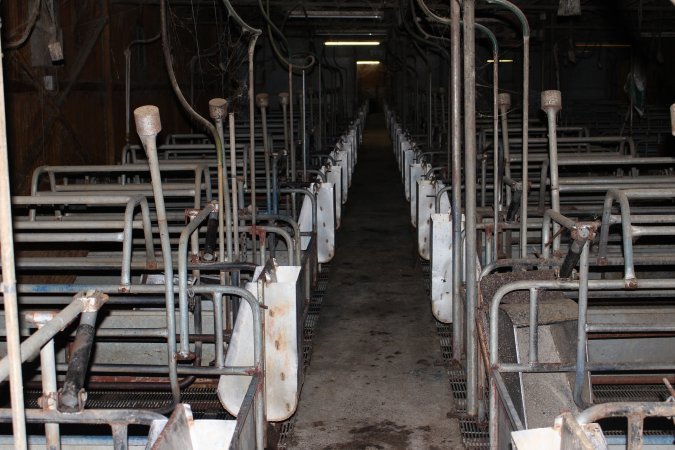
<box><xmin>288</xmin><ymin>113</ymin><xmax>463</xmax><ymax>449</ymax></box>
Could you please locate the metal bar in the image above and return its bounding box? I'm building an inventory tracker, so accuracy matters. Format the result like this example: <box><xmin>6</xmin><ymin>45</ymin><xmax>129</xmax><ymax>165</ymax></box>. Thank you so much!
<box><xmin>542</xmin><ymin>90</ymin><xmax>562</xmax><ymax>251</ymax></box>
<box><xmin>573</xmin><ymin>239</ymin><xmax>590</xmax><ymax>407</ymax></box>
<box><xmin>528</xmin><ymin>288</ymin><xmax>539</xmax><ymax>363</ymax></box>
<box><xmin>463</xmin><ymin>0</ymin><xmax>478</xmax><ymax>417</ymax></box>
<box><xmin>0</xmin><ymin>299</ymin><xmax>85</xmax><ymax>382</ymax></box>
<box><xmin>31</xmin><ymin>313</ymin><xmax>61</xmax><ymax>450</ymax></box>
<box><xmin>178</xmin><ymin>204</ymin><xmax>216</xmax><ymax>356</ymax></box>
<box><xmin>134</xmin><ymin>105</ymin><xmax>180</xmax><ymax>404</ymax></box>
<box><xmin>450</xmin><ymin>0</ymin><xmax>463</xmax><ymax>366</ymax></box>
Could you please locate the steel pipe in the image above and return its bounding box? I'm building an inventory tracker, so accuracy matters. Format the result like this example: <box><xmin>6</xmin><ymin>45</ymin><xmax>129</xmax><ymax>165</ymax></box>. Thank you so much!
<box><xmin>134</xmin><ymin>105</ymin><xmax>180</xmax><ymax>404</ymax></box>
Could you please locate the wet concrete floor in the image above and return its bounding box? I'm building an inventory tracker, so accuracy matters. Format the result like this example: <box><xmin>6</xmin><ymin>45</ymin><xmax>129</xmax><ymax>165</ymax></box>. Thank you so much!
<box><xmin>288</xmin><ymin>113</ymin><xmax>463</xmax><ymax>449</ymax></box>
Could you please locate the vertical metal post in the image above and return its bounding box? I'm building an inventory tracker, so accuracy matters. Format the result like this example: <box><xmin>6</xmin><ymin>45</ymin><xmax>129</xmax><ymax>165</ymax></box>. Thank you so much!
<box><xmin>491</xmin><ymin>45</ymin><xmax>499</xmax><ymax>260</ymax></box>
<box><xmin>450</xmin><ymin>0</ymin><xmax>464</xmax><ymax>361</ymax></box>
<box><xmin>208</xmin><ymin>98</ymin><xmax>234</xmax><ymax>264</ymax></box>
<box><xmin>302</xmin><ymin>70</ymin><xmax>307</xmax><ymax>181</ymax></box>
<box><xmin>248</xmin><ymin>36</ymin><xmax>260</xmax><ymax>263</ymax></box>
<box><xmin>498</xmin><ymin>93</ymin><xmax>512</xmax><ymax>207</ymax></box>
<box><xmin>33</xmin><ymin>314</ymin><xmax>61</xmax><ymax>450</ymax></box>
<box><xmin>574</xmin><ymin>237</ymin><xmax>590</xmax><ymax>407</ymax></box>
<box><xmin>521</xmin><ymin>33</ymin><xmax>530</xmax><ymax>258</ymax></box>
<box><xmin>318</xmin><ymin>64</ymin><xmax>323</xmax><ymax>149</ymax></box>
<box><xmin>289</xmin><ymin>64</ymin><xmax>296</xmax><ymax>182</ymax></box>
<box><xmin>279</xmin><ymin>93</ymin><xmax>290</xmax><ymax>179</ymax></box>
<box><xmin>541</xmin><ymin>90</ymin><xmax>562</xmax><ymax>251</ymax></box>
<box><xmin>256</xmin><ymin>94</ymin><xmax>272</xmax><ymax>213</ymax></box>
<box><xmin>427</xmin><ymin>69</ymin><xmax>433</xmax><ymax>149</ymax></box>
<box><xmin>228</xmin><ymin>113</ymin><xmax>240</xmax><ymax>260</ymax></box>
<box><xmin>134</xmin><ymin>105</ymin><xmax>180</xmax><ymax>404</ymax></box>
<box><xmin>0</xmin><ymin>32</ymin><xmax>28</xmax><ymax>450</ymax></box>
<box><xmin>463</xmin><ymin>0</ymin><xmax>479</xmax><ymax>417</ymax></box>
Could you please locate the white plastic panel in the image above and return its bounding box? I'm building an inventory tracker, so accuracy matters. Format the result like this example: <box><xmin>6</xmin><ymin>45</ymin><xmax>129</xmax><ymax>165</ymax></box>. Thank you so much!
<box><xmin>326</xmin><ymin>164</ymin><xmax>342</xmax><ymax>228</ymax></box>
<box><xmin>316</xmin><ymin>182</ymin><xmax>335</xmax><ymax>263</ymax></box>
<box><xmin>298</xmin><ymin>189</ymin><xmax>312</xmax><ymax>251</ymax></box>
<box><xmin>417</xmin><ymin>179</ymin><xmax>435</xmax><ymax>260</ymax></box>
<box><xmin>430</xmin><ymin>213</ymin><xmax>454</xmax><ymax>323</ymax></box>
<box><xmin>147</xmin><ymin>406</ymin><xmax>236</xmax><ymax>450</ymax></box>
<box><xmin>409</xmin><ymin>163</ymin><xmax>428</xmax><ymax>227</ymax></box>
<box><xmin>403</xmin><ymin>148</ymin><xmax>414</xmax><ymax>201</ymax></box>
<box><xmin>218</xmin><ymin>266</ymin><xmax>302</xmax><ymax>422</ymax></box>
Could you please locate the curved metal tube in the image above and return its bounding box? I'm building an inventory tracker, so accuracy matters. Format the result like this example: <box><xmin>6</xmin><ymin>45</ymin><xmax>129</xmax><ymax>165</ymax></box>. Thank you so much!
<box><xmin>485</xmin><ymin>0</ymin><xmax>530</xmax><ymax>258</ymax></box>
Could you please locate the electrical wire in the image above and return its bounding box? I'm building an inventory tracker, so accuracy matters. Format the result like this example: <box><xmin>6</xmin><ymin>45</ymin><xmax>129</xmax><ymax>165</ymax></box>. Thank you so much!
<box><xmin>3</xmin><ymin>0</ymin><xmax>42</xmax><ymax>50</ymax></box>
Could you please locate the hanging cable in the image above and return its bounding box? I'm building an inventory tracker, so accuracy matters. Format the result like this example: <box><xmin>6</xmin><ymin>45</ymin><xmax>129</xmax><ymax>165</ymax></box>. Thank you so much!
<box><xmin>3</xmin><ymin>0</ymin><xmax>41</xmax><ymax>50</ymax></box>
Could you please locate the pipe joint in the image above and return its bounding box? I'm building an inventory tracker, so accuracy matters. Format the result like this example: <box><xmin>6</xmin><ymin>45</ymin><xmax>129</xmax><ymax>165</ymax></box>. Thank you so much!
<box><xmin>77</xmin><ymin>290</ymin><xmax>109</xmax><ymax>313</ymax></box>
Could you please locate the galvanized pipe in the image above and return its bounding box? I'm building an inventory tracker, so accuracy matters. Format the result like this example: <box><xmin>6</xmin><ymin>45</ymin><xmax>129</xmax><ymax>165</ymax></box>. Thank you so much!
<box><xmin>208</xmin><ymin>98</ymin><xmax>234</xmax><ymax>265</ymax></box>
<box><xmin>289</xmin><ymin>65</ymin><xmax>296</xmax><ymax>182</ymax></box>
<box><xmin>255</xmin><ymin>93</ymin><xmax>272</xmax><ymax>214</ymax></box>
<box><xmin>178</xmin><ymin>203</ymin><xmax>216</xmax><ymax>356</ymax></box>
<box><xmin>0</xmin><ymin>298</ymin><xmax>86</xmax><ymax>382</ymax></box>
<box><xmin>541</xmin><ymin>90</ymin><xmax>562</xmax><ymax>251</ymax></box>
<box><xmin>248</xmin><ymin>36</ymin><xmax>261</xmax><ymax>264</ymax></box>
<box><xmin>498</xmin><ymin>93</ymin><xmax>512</xmax><ymax>207</ymax></box>
<box><xmin>463</xmin><ymin>0</ymin><xmax>479</xmax><ymax>417</ymax></box>
<box><xmin>0</xmin><ymin>32</ymin><xmax>27</xmax><ymax>447</ymax></box>
<box><xmin>450</xmin><ymin>0</ymin><xmax>463</xmax><ymax>362</ymax></box>
<box><xmin>134</xmin><ymin>105</ymin><xmax>180</xmax><ymax>404</ymax></box>
<box><xmin>27</xmin><ymin>313</ymin><xmax>61</xmax><ymax>450</ymax></box>
<box><xmin>573</xmin><ymin>239</ymin><xmax>590</xmax><ymax>407</ymax></box>
<box><xmin>228</xmin><ymin>113</ymin><xmax>240</xmax><ymax>260</ymax></box>
<box><xmin>486</xmin><ymin>0</ymin><xmax>530</xmax><ymax>258</ymax></box>
<box><xmin>302</xmin><ymin>70</ymin><xmax>308</xmax><ymax>181</ymax></box>
<box><xmin>279</xmin><ymin>92</ymin><xmax>290</xmax><ymax>179</ymax></box>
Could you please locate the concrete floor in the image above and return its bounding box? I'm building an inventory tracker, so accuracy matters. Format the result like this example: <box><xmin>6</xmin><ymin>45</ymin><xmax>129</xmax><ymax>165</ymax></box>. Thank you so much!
<box><xmin>288</xmin><ymin>113</ymin><xmax>463</xmax><ymax>449</ymax></box>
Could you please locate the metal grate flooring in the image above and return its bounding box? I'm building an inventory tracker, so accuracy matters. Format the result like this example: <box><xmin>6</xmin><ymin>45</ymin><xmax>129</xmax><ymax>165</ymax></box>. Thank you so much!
<box><xmin>277</xmin><ymin>264</ymin><xmax>331</xmax><ymax>449</ymax></box>
<box><xmin>594</xmin><ymin>384</ymin><xmax>671</xmax><ymax>403</ymax></box>
<box><xmin>423</xmin><ymin>259</ymin><xmax>489</xmax><ymax>448</ymax></box>
<box><xmin>23</xmin><ymin>387</ymin><xmax>233</xmax><ymax>420</ymax></box>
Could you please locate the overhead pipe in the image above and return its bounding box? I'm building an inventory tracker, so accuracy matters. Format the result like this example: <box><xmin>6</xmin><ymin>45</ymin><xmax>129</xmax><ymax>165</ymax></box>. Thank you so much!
<box><xmin>124</xmin><ymin>33</ymin><xmax>160</xmax><ymax>146</ymax></box>
<box><xmin>485</xmin><ymin>0</ymin><xmax>531</xmax><ymax>258</ymax></box>
<box><xmin>160</xmin><ymin>0</ymin><xmax>234</xmax><ymax>278</ymax></box>
<box><xmin>219</xmin><ymin>0</ymin><xmax>262</xmax><ymax>262</ymax></box>
<box><xmin>134</xmin><ymin>105</ymin><xmax>180</xmax><ymax>404</ymax></box>
<box><xmin>0</xmin><ymin>31</ymin><xmax>28</xmax><ymax>449</ymax></box>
